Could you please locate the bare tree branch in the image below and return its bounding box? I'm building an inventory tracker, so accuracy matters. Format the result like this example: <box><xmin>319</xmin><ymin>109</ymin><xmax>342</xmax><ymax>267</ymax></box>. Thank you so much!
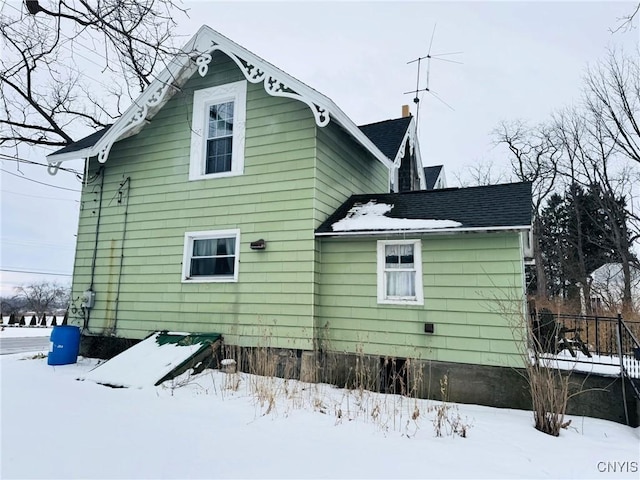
<box><xmin>610</xmin><ymin>2</ymin><xmax>640</xmax><ymax>33</ymax></box>
<box><xmin>0</xmin><ymin>0</ymin><xmax>187</xmax><ymax>149</ymax></box>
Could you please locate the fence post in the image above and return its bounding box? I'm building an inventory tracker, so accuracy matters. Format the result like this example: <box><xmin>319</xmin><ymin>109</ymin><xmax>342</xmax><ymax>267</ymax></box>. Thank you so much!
<box><xmin>616</xmin><ymin>313</ymin><xmax>630</xmax><ymax>426</ymax></box>
<box><xmin>594</xmin><ymin>316</ymin><xmax>599</xmax><ymax>354</ymax></box>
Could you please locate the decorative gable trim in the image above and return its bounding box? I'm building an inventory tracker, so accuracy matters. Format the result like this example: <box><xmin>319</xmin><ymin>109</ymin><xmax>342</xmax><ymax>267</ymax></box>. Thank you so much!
<box><xmin>389</xmin><ymin>117</ymin><xmax>425</xmax><ymax>191</ymax></box>
<box><xmin>195</xmin><ymin>46</ymin><xmax>329</xmax><ymax>127</ymax></box>
<box><xmin>47</xmin><ymin>26</ymin><xmax>392</xmax><ymax>174</ymax></box>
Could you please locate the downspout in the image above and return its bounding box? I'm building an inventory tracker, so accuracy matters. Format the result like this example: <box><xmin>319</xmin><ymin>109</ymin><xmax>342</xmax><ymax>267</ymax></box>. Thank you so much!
<box><xmin>83</xmin><ymin>165</ymin><xmax>105</xmax><ymax>331</ymax></box>
<box><xmin>112</xmin><ymin>176</ymin><xmax>131</xmax><ymax>335</ymax></box>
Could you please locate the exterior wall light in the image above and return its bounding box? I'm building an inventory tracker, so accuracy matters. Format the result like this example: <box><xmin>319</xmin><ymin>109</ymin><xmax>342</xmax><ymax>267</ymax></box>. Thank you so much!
<box><xmin>250</xmin><ymin>239</ymin><xmax>266</xmax><ymax>250</ymax></box>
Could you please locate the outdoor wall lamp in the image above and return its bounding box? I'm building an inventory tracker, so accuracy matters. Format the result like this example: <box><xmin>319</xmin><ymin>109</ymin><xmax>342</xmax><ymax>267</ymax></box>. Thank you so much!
<box><xmin>250</xmin><ymin>239</ymin><xmax>266</xmax><ymax>250</ymax></box>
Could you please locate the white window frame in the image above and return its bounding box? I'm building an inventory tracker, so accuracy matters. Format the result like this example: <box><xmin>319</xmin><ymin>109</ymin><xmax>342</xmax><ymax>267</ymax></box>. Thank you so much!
<box><xmin>377</xmin><ymin>239</ymin><xmax>424</xmax><ymax>305</ymax></box>
<box><xmin>189</xmin><ymin>80</ymin><xmax>247</xmax><ymax>181</ymax></box>
<box><xmin>181</xmin><ymin>229</ymin><xmax>240</xmax><ymax>283</ymax></box>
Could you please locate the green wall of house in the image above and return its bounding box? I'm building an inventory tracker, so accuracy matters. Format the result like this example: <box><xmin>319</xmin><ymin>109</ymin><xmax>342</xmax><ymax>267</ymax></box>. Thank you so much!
<box><xmin>69</xmin><ymin>51</ymin><xmax>388</xmax><ymax>350</ymax></box>
<box><xmin>317</xmin><ymin>232</ymin><xmax>526</xmax><ymax>368</ymax></box>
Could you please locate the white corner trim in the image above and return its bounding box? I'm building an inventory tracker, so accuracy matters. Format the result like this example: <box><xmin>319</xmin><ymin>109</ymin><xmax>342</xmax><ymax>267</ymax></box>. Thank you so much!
<box><xmin>189</xmin><ymin>81</ymin><xmax>247</xmax><ymax>181</ymax></box>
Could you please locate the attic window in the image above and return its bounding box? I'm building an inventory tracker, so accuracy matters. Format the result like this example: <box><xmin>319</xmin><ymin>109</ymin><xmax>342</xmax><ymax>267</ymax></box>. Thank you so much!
<box><xmin>189</xmin><ymin>81</ymin><xmax>247</xmax><ymax>181</ymax></box>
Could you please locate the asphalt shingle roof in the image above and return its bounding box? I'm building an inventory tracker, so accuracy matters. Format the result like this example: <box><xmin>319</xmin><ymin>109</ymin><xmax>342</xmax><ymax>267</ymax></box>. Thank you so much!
<box><xmin>316</xmin><ymin>182</ymin><xmax>532</xmax><ymax>234</ymax></box>
<box><xmin>47</xmin><ymin>126</ymin><xmax>112</xmax><ymax>157</ymax></box>
<box><xmin>424</xmin><ymin>165</ymin><xmax>443</xmax><ymax>190</ymax></box>
<box><xmin>359</xmin><ymin>117</ymin><xmax>412</xmax><ymax>160</ymax></box>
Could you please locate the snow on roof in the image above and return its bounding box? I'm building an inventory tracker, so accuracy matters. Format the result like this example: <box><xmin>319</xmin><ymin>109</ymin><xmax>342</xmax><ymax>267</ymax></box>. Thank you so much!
<box><xmin>331</xmin><ymin>201</ymin><xmax>462</xmax><ymax>232</ymax></box>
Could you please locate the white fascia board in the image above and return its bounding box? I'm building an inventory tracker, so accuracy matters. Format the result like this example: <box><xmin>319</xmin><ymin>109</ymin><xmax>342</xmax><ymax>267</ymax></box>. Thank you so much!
<box><xmin>410</xmin><ymin>119</ymin><xmax>426</xmax><ymax>190</ymax></box>
<box><xmin>315</xmin><ymin>224</ymin><xmax>533</xmax><ymax>238</ymax></box>
<box><xmin>48</xmin><ymin>25</ymin><xmax>393</xmax><ymax>171</ymax></box>
<box><xmin>46</xmin><ymin>44</ymin><xmax>194</xmax><ymax>165</ymax></box>
<box><xmin>390</xmin><ymin>117</ymin><xmax>425</xmax><ymax>189</ymax></box>
<box><xmin>46</xmin><ymin>147</ymin><xmax>95</xmax><ymax>163</ymax></box>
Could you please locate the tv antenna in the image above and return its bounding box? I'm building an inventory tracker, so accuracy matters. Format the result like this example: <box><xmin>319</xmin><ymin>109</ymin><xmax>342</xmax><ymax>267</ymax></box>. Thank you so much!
<box><xmin>405</xmin><ymin>24</ymin><xmax>462</xmax><ymax>122</ymax></box>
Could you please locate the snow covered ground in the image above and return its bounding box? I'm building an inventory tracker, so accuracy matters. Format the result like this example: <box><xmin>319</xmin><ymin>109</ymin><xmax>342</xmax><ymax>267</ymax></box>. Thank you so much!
<box><xmin>0</xmin><ymin>325</ymin><xmax>52</xmax><ymax>338</ymax></box>
<box><xmin>1</xmin><ymin>334</ymin><xmax>639</xmax><ymax>479</ymax></box>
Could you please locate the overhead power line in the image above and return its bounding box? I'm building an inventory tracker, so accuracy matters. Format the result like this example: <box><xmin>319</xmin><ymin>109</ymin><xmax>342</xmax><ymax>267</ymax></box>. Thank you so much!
<box><xmin>0</xmin><ymin>154</ymin><xmax>83</xmax><ymax>175</ymax></box>
<box><xmin>0</xmin><ymin>168</ymin><xmax>81</xmax><ymax>192</ymax></box>
<box><xmin>1</xmin><ymin>189</ymin><xmax>79</xmax><ymax>202</ymax></box>
<box><xmin>0</xmin><ymin>268</ymin><xmax>72</xmax><ymax>277</ymax></box>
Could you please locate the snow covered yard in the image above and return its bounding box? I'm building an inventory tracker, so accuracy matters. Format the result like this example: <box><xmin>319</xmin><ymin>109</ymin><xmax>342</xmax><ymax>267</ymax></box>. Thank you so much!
<box><xmin>1</xmin><ymin>346</ymin><xmax>639</xmax><ymax>479</ymax></box>
<box><xmin>0</xmin><ymin>325</ymin><xmax>52</xmax><ymax>338</ymax></box>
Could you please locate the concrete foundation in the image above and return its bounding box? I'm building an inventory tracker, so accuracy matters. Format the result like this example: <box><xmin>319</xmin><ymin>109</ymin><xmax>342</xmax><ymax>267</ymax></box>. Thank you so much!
<box><xmin>79</xmin><ymin>334</ymin><xmax>639</xmax><ymax>427</ymax></box>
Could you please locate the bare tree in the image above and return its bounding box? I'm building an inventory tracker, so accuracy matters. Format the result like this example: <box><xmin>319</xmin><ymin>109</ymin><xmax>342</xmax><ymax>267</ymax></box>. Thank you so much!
<box><xmin>495</xmin><ymin>50</ymin><xmax>640</xmax><ymax>312</ymax></box>
<box><xmin>15</xmin><ymin>281</ymin><xmax>69</xmax><ymax>318</ymax></box>
<box><xmin>552</xmin><ymin>106</ymin><xmax>639</xmax><ymax>313</ymax></box>
<box><xmin>494</xmin><ymin>120</ymin><xmax>560</xmax><ymax>298</ymax></box>
<box><xmin>0</xmin><ymin>0</ymin><xmax>187</xmax><ymax>150</ymax></box>
<box><xmin>454</xmin><ymin>158</ymin><xmax>511</xmax><ymax>187</ymax></box>
<box><xmin>584</xmin><ymin>50</ymin><xmax>640</xmax><ymax>166</ymax></box>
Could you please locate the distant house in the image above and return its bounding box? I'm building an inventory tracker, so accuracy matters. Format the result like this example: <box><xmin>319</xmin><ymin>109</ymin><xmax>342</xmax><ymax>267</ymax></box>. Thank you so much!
<box><xmin>590</xmin><ymin>263</ymin><xmax>640</xmax><ymax>312</ymax></box>
<box><xmin>47</xmin><ymin>26</ymin><xmax>532</xmax><ymax>407</ymax></box>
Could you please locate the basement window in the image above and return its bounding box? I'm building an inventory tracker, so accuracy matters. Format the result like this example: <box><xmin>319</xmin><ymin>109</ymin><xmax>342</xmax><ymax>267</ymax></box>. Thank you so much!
<box><xmin>377</xmin><ymin>239</ymin><xmax>423</xmax><ymax>305</ymax></box>
<box><xmin>182</xmin><ymin>229</ymin><xmax>240</xmax><ymax>282</ymax></box>
<box><xmin>189</xmin><ymin>81</ymin><xmax>247</xmax><ymax>181</ymax></box>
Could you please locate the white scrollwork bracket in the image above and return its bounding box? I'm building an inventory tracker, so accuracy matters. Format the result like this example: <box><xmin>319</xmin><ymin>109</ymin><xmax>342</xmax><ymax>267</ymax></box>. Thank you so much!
<box><xmin>196</xmin><ymin>46</ymin><xmax>330</xmax><ymax>127</ymax></box>
<box><xmin>240</xmin><ymin>60</ymin><xmax>266</xmax><ymax>83</ymax></box>
<box><xmin>196</xmin><ymin>53</ymin><xmax>212</xmax><ymax>77</ymax></box>
<box><xmin>96</xmin><ymin>81</ymin><xmax>172</xmax><ymax>164</ymax></box>
<box><xmin>264</xmin><ymin>76</ymin><xmax>330</xmax><ymax>127</ymax></box>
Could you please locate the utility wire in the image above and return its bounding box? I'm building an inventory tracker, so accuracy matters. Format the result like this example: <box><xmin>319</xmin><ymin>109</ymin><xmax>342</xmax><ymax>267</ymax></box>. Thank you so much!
<box><xmin>0</xmin><ymin>155</ymin><xmax>83</xmax><ymax>175</ymax></box>
<box><xmin>0</xmin><ymin>268</ymin><xmax>72</xmax><ymax>277</ymax></box>
<box><xmin>2</xmin><ymin>238</ymin><xmax>75</xmax><ymax>249</ymax></box>
<box><xmin>0</xmin><ymin>168</ymin><xmax>81</xmax><ymax>192</ymax></box>
<box><xmin>1</xmin><ymin>189</ymin><xmax>79</xmax><ymax>202</ymax></box>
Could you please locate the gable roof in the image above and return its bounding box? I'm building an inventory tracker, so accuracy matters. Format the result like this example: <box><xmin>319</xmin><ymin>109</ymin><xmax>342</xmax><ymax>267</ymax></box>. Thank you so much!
<box><xmin>424</xmin><ymin>165</ymin><xmax>444</xmax><ymax>190</ymax></box>
<box><xmin>315</xmin><ymin>182</ymin><xmax>532</xmax><ymax>236</ymax></box>
<box><xmin>359</xmin><ymin>117</ymin><xmax>412</xmax><ymax>161</ymax></box>
<box><xmin>47</xmin><ymin>25</ymin><xmax>392</xmax><ymax>170</ymax></box>
<box><xmin>47</xmin><ymin>126</ymin><xmax>112</xmax><ymax>159</ymax></box>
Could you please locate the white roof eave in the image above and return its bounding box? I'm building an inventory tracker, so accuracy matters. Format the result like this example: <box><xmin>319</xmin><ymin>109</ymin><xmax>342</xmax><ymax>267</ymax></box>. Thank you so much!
<box><xmin>46</xmin><ymin>25</ymin><xmax>393</xmax><ymax>171</ymax></box>
<box><xmin>315</xmin><ymin>224</ymin><xmax>533</xmax><ymax>238</ymax></box>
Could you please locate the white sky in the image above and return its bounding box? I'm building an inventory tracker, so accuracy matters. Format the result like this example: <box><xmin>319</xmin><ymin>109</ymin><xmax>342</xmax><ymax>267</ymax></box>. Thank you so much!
<box><xmin>1</xmin><ymin>0</ymin><xmax>638</xmax><ymax>297</ymax></box>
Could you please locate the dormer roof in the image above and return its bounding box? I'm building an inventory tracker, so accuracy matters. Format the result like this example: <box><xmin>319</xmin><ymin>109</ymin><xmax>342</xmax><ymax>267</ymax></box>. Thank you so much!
<box><xmin>424</xmin><ymin>165</ymin><xmax>445</xmax><ymax>190</ymax></box>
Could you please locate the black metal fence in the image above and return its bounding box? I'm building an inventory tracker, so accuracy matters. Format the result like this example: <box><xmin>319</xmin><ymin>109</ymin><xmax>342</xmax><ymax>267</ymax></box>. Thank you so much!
<box><xmin>531</xmin><ymin>309</ymin><xmax>640</xmax><ymax>381</ymax></box>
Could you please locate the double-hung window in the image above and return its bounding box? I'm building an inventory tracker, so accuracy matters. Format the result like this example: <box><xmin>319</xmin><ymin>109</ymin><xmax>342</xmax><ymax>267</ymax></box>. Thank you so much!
<box><xmin>377</xmin><ymin>240</ymin><xmax>423</xmax><ymax>305</ymax></box>
<box><xmin>182</xmin><ymin>230</ymin><xmax>240</xmax><ymax>282</ymax></box>
<box><xmin>189</xmin><ymin>81</ymin><xmax>247</xmax><ymax>180</ymax></box>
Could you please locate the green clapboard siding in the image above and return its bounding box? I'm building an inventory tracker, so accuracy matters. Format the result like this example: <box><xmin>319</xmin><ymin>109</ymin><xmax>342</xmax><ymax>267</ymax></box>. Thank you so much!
<box><xmin>69</xmin><ymin>50</ymin><xmax>389</xmax><ymax>352</ymax></box>
<box><xmin>317</xmin><ymin>233</ymin><xmax>527</xmax><ymax>368</ymax></box>
<box><xmin>70</xmin><ymin>51</ymin><xmax>320</xmax><ymax>349</ymax></box>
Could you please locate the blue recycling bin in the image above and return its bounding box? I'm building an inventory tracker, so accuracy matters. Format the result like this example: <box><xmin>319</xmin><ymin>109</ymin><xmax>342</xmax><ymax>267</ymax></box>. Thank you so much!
<box><xmin>48</xmin><ymin>325</ymin><xmax>81</xmax><ymax>365</ymax></box>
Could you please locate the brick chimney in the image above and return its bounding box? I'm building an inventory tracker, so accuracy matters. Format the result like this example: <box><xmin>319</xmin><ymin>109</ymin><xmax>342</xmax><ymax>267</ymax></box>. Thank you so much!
<box><xmin>402</xmin><ymin>104</ymin><xmax>411</xmax><ymax>117</ymax></box>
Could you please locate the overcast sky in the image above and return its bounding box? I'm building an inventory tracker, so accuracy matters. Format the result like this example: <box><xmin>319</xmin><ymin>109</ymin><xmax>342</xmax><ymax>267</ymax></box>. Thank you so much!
<box><xmin>1</xmin><ymin>0</ymin><xmax>638</xmax><ymax>297</ymax></box>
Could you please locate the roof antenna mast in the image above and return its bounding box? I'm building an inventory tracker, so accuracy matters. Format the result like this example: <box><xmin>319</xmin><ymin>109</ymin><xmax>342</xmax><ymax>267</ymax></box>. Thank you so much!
<box><xmin>405</xmin><ymin>24</ymin><xmax>462</xmax><ymax>125</ymax></box>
